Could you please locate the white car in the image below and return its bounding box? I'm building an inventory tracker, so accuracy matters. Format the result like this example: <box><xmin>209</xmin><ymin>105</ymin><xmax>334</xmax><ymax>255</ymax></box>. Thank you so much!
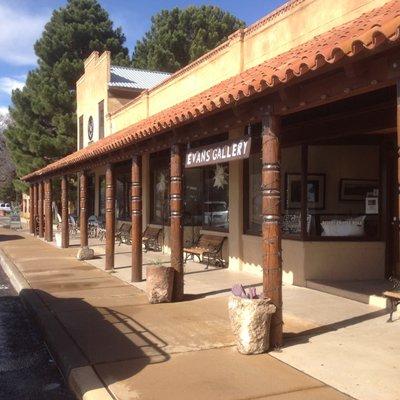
<box><xmin>0</xmin><ymin>203</ymin><xmax>11</xmax><ymax>213</ymax></box>
<box><xmin>203</xmin><ymin>201</ymin><xmax>228</xmax><ymax>229</ymax></box>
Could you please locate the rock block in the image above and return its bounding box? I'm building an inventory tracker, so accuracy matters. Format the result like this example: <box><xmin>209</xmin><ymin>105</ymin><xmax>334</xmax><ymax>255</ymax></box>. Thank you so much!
<box><xmin>228</xmin><ymin>295</ymin><xmax>276</xmax><ymax>355</ymax></box>
<box><xmin>76</xmin><ymin>246</ymin><xmax>95</xmax><ymax>261</ymax></box>
<box><xmin>146</xmin><ymin>265</ymin><xmax>174</xmax><ymax>303</ymax></box>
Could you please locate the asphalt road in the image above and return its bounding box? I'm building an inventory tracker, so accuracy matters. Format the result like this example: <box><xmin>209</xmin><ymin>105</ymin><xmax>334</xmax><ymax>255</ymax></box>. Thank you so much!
<box><xmin>0</xmin><ymin>254</ymin><xmax>75</xmax><ymax>399</ymax></box>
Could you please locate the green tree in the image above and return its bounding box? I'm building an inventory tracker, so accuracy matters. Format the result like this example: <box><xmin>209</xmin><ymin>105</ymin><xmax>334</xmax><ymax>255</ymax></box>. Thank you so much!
<box><xmin>132</xmin><ymin>6</ymin><xmax>245</xmax><ymax>73</ymax></box>
<box><xmin>5</xmin><ymin>0</ymin><xmax>130</xmax><ymax>192</ymax></box>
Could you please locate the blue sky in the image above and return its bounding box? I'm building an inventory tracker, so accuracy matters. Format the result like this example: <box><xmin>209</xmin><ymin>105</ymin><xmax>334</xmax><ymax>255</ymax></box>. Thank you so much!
<box><xmin>0</xmin><ymin>0</ymin><xmax>286</xmax><ymax>114</ymax></box>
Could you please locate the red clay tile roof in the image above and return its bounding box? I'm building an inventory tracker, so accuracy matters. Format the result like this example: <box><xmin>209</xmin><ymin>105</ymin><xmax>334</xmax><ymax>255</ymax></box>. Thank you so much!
<box><xmin>23</xmin><ymin>0</ymin><xmax>400</xmax><ymax>181</ymax></box>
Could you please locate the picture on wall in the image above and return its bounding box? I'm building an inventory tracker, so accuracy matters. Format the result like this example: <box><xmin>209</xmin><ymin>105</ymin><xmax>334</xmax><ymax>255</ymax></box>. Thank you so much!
<box><xmin>286</xmin><ymin>173</ymin><xmax>325</xmax><ymax>210</ymax></box>
<box><xmin>339</xmin><ymin>179</ymin><xmax>378</xmax><ymax>201</ymax></box>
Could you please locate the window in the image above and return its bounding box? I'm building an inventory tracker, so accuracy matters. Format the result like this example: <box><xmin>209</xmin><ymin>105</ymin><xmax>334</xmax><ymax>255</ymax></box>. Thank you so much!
<box><xmin>203</xmin><ymin>164</ymin><xmax>229</xmax><ymax>231</ymax></box>
<box><xmin>116</xmin><ymin>172</ymin><xmax>131</xmax><ymax>221</ymax></box>
<box><xmin>246</xmin><ymin>152</ymin><xmax>262</xmax><ymax>234</ymax></box>
<box><xmin>184</xmin><ymin>168</ymin><xmax>203</xmax><ymax>225</ymax></box>
<box><xmin>150</xmin><ymin>152</ymin><xmax>170</xmax><ymax>225</ymax></box>
<box><xmin>87</xmin><ymin>174</ymin><xmax>95</xmax><ymax>217</ymax></box>
<box><xmin>99</xmin><ymin>175</ymin><xmax>105</xmax><ymax>217</ymax></box>
<box><xmin>98</xmin><ymin>100</ymin><xmax>104</xmax><ymax>139</ymax></box>
<box><xmin>306</xmin><ymin>144</ymin><xmax>380</xmax><ymax>239</ymax></box>
<box><xmin>150</xmin><ymin>134</ymin><xmax>230</xmax><ymax>231</ymax></box>
<box><xmin>78</xmin><ymin>115</ymin><xmax>84</xmax><ymax>149</ymax></box>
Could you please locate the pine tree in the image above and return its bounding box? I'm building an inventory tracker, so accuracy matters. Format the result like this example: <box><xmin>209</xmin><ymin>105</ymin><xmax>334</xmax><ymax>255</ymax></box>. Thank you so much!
<box><xmin>132</xmin><ymin>6</ymin><xmax>245</xmax><ymax>73</ymax></box>
<box><xmin>5</xmin><ymin>0</ymin><xmax>130</xmax><ymax>192</ymax></box>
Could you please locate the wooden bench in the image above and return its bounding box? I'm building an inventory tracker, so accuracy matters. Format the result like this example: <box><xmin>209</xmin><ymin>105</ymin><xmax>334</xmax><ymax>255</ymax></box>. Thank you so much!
<box><xmin>184</xmin><ymin>234</ymin><xmax>226</xmax><ymax>269</ymax></box>
<box><xmin>142</xmin><ymin>226</ymin><xmax>162</xmax><ymax>252</ymax></box>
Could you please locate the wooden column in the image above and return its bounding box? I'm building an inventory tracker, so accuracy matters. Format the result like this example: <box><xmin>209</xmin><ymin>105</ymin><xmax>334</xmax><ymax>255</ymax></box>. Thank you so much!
<box><xmin>38</xmin><ymin>181</ymin><xmax>44</xmax><ymax>238</ymax></box>
<box><xmin>61</xmin><ymin>176</ymin><xmax>69</xmax><ymax>248</ymax></box>
<box><xmin>29</xmin><ymin>185</ymin><xmax>35</xmax><ymax>234</ymax></box>
<box><xmin>44</xmin><ymin>179</ymin><xmax>53</xmax><ymax>242</ymax></box>
<box><xmin>105</xmin><ymin>164</ymin><xmax>115</xmax><ymax>271</ymax></box>
<box><xmin>396</xmin><ymin>81</ymin><xmax>400</xmax><ymax>277</ymax></box>
<box><xmin>170</xmin><ymin>144</ymin><xmax>184</xmax><ymax>301</ymax></box>
<box><xmin>131</xmin><ymin>155</ymin><xmax>142</xmax><ymax>282</ymax></box>
<box><xmin>79</xmin><ymin>172</ymin><xmax>88</xmax><ymax>247</ymax></box>
<box><xmin>33</xmin><ymin>183</ymin><xmax>38</xmax><ymax>236</ymax></box>
<box><xmin>261</xmin><ymin>110</ymin><xmax>283</xmax><ymax>349</ymax></box>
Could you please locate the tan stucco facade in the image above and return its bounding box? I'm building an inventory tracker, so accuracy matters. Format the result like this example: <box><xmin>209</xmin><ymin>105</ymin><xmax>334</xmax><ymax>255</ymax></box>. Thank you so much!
<box><xmin>76</xmin><ymin>0</ymin><xmax>391</xmax><ymax>148</ymax></box>
<box><xmin>75</xmin><ymin>0</ymin><xmax>390</xmax><ymax>288</ymax></box>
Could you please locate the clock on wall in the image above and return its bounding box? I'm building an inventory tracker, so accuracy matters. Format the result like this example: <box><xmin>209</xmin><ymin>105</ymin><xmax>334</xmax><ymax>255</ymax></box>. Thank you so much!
<box><xmin>88</xmin><ymin>116</ymin><xmax>94</xmax><ymax>141</ymax></box>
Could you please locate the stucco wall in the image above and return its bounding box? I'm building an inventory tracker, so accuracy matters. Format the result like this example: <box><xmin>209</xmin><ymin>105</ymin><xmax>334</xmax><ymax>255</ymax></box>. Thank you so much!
<box><xmin>76</xmin><ymin>52</ymin><xmax>109</xmax><ymax>147</ymax></box>
<box><xmin>108</xmin><ymin>0</ymin><xmax>389</xmax><ymax>135</ymax></box>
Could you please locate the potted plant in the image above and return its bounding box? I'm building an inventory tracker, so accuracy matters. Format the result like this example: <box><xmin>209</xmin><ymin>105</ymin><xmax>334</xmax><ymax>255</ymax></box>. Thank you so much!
<box><xmin>145</xmin><ymin>260</ymin><xmax>174</xmax><ymax>303</ymax></box>
<box><xmin>228</xmin><ymin>284</ymin><xmax>276</xmax><ymax>355</ymax></box>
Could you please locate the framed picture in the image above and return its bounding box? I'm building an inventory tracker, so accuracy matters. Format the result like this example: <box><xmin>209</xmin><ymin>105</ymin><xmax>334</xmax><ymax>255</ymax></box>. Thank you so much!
<box><xmin>339</xmin><ymin>179</ymin><xmax>378</xmax><ymax>201</ymax></box>
<box><xmin>286</xmin><ymin>173</ymin><xmax>325</xmax><ymax>210</ymax></box>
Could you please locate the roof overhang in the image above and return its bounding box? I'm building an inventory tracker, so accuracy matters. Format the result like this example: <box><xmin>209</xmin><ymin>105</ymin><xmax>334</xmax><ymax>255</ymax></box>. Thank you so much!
<box><xmin>22</xmin><ymin>0</ymin><xmax>400</xmax><ymax>182</ymax></box>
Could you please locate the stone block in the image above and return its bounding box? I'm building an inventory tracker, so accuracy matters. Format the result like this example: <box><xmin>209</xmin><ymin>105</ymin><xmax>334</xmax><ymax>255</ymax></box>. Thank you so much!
<box><xmin>77</xmin><ymin>246</ymin><xmax>95</xmax><ymax>260</ymax></box>
<box><xmin>146</xmin><ymin>265</ymin><xmax>174</xmax><ymax>303</ymax></box>
<box><xmin>228</xmin><ymin>295</ymin><xmax>276</xmax><ymax>354</ymax></box>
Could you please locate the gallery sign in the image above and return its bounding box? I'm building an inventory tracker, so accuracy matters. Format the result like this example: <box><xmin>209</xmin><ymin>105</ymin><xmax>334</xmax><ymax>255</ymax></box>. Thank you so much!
<box><xmin>185</xmin><ymin>136</ymin><xmax>252</xmax><ymax>168</ymax></box>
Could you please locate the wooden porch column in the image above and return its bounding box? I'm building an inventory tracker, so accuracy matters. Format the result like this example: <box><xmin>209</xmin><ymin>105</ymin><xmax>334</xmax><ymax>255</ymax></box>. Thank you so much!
<box><xmin>29</xmin><ymin>185</ymin><xmax>35</xmax><ymax>234</ymax></box>
<box><xmin>38</xmin><ymin>181</ymin><xmax>44</xmax><ymax>238</ymax></box>
<box><xmin>261</xmin><ymin>110</ymin><xmax>283</xmax><ymax>349</ymax></box>
<box><xmin>170</xmin><ymin>144</ymin><xmax>184</xmax><ymax>301</ymax></box>
<box><xmin>396</xmin><ymin>81</ymin><xmax>400</xmax><ymax>277</ymax></box>
<box><xmin>44</xmin><ymin>179</ymin><xmax>53</xmax><ymax>242</ymax></box>
<box><xmin>61</xmin><ymin>176</ymin><xmax>69</xmax><ymax>248</ymax></box>
<box><xmin>33</xmin><ymin>183</ymin><xmax>38</xmax><ymax>236</ymax></box>
<box><xmin>79</xmin><ymin>172</ymin><xmax>88</xmax><ymax>247</ymax></box>
<box><xmin>105</xmin><ymin>164</ymin><xmax>115</xmax><ymax>271</ymax></box>
<box><xmin>131</xmin><ymin>155</ymin><xmax>142</xmax><ymax>282</ymax></box>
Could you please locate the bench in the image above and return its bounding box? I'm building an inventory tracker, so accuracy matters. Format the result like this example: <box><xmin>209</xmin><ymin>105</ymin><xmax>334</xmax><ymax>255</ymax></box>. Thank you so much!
<box><xmin>384</xmin><ymin>277</ymin><xmax>400</xmax><ymax>322</ymax></box>
<box><xmin>184</xmin><ymin>234</ymin><xmax>226</xmax><ymax>269</ymax></box>
<box><xmin>115</xmin><ymin>223</ymin><xmax>131</xmax><ymax>245</ymax></box>
<box><xmin>142</xmin><ymin>226</ymin><xmax>162</xmax><ymax>252</ymax></box>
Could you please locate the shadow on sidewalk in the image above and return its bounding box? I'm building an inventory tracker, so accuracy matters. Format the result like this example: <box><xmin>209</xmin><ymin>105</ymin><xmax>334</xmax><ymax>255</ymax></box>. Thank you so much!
<box><xmin>283</xmin><ymin>308</ymin><xmax>388</xmax><ymax>347</ymax></box>
<box><xmin>19</xmin><ymin>288</ymin><xmax>170</xmax><ymax>396</ymax></box>
<box><xmin>0</xmin><ymin>234</ymin><xmax>24</xmax><ymax>242</ymax></box>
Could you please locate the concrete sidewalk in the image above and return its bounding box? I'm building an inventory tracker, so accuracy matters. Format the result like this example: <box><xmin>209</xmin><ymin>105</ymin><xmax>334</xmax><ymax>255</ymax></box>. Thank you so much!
<box><xmin>0</xmin><ymin>228</ymin><xmax>352</xmax><ymax>400</ymax></box>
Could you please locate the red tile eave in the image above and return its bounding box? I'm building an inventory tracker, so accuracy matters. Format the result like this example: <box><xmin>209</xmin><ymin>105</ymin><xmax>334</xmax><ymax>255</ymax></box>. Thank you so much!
<box><xmin>22</xmin><ymin>0</ymin><xmax>400</xmax><ymax>182</ymax></box>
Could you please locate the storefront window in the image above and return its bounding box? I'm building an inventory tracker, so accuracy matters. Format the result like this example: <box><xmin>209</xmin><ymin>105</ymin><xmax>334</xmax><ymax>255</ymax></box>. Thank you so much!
<box><xmin>99</xmin><ymin>175</ymin><xmax>105</xmax><ymax>217</ymax></box>
<box><xmin>246</xmin><ymin>152</ymin><xmax>262</xmax><ymax>234</ymax></box>
<box><xmin>184</xmin><ymin>169</ymin><xmax>203</xmax><ymax>225</ymax></box>
<box><xmin>87</xmin><ymin>174</ymin><xmax>95</xmax><ymax>217</ymax></box>
<box><xmin>116</xmin><ymin>172</ymin><xmax>131</xmax><ymax>221</ymax></box>
<box><xmin>150</xmin><ymin>153</ymin><xmax>170</xmax><ymax>225</ymax></box>
<box><xmin>307</xmin><ymin>144</ymin><xmax>380</xmax><ymax>239</ymax></box>
<box><xmin>203</xmin><ymin>163</ymin><xmax>229</xmax><ymax>231</ymax></box>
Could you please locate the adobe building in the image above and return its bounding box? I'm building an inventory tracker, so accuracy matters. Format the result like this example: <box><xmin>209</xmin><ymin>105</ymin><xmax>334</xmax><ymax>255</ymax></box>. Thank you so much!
<box><xmin>23</xmin><ymin>0</ymin><xmax>400</xmax><ymax>346</ymax></box>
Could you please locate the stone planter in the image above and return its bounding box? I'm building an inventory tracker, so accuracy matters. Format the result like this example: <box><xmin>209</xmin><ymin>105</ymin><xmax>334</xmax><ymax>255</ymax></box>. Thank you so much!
<box><xmin>55</xmin><ymin>232</ymin><xmax>62</xmax><ymax>247</ymax></box>
<box><xmin>146</xmin><ymin>265</ymin><xmax>174</xmax><ymax>303</ymax></box>
<box><xmin>228</xmin><ymin>295</ymin><xmax>276</xmax><ymax>355</ymax></box>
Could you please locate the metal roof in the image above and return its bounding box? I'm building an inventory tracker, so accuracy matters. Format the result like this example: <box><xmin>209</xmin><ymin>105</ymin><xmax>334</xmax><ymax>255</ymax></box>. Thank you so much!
<box><xmin>109</xmin><ymin>65</ymin><xmax>171</xmax><ymax>90</ymax></box>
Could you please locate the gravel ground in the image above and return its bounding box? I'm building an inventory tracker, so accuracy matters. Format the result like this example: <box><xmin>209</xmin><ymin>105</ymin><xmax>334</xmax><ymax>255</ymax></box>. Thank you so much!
<box><xmin>0</xmin><ymin>262</ymin><xmax>75</xmax><ymax>399</ymax></box>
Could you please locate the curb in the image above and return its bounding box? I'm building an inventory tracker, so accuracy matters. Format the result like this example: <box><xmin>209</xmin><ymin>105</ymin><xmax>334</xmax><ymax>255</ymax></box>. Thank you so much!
<box><xmin>0</xmin><ymin>248</ymin><xmax>114</xmax><ymax>400</ymax></box>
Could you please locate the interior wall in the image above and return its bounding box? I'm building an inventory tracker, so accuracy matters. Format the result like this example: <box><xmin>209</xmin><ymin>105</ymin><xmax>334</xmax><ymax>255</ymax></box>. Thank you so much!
<box><xmin>308</xmin><ymin>145</ymin><xmax>379</xmax><ymax>214</ymax></box>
